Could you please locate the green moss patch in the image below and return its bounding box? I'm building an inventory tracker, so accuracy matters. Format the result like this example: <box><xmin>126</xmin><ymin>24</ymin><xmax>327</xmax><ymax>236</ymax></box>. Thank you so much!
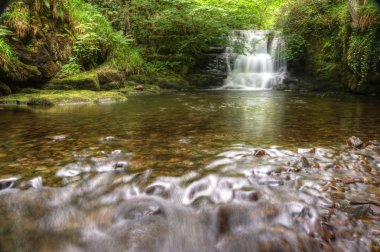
<box><xmin>0</xmin><ymin>90</ymin><xmax>127</xmax><ymax>106</ymax></box>
<box><xmin>46</xmin><ymin>71</ymin><xmax>100</xmax><ymax>91</ymax></box>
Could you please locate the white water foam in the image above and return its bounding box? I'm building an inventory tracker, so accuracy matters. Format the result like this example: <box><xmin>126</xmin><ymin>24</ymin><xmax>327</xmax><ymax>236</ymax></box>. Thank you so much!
<box><xmin>221</xmin><ymin>30</ymin><xmax>286</xmax><ymax>90</ymax></box>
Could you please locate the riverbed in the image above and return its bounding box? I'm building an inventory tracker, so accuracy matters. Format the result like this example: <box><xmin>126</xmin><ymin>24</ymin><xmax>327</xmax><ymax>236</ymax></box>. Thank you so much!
<box><xmin>0</xmin><ymin>91</ymin><xmax>380</xmax><ymax>251</ymax></box>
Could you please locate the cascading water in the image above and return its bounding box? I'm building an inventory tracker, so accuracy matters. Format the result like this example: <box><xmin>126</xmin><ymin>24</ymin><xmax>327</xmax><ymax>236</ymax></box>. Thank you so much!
<box><xmin>222</xmin><ymin>30</ymin><xmax>286</xmax><ymax>90</ymax></box>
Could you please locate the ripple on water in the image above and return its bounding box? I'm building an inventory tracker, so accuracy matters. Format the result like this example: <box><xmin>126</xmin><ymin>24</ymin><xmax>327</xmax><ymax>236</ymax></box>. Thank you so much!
<box><xmin>0</xmin><ymin>141</ymin><xmax>379</xmax><ymax>251</ymax></box>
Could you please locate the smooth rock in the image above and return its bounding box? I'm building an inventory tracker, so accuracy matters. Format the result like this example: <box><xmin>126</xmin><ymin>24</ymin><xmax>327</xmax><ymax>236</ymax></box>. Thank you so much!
<box><xmin>347</xmin><ymin>136</ymin><xmax>364</xmax><ymax>149</ymax></box>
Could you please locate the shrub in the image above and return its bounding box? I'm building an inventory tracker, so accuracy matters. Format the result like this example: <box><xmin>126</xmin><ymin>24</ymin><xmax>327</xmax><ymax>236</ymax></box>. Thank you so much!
<box><xmin>0</xmin><ymin>25</ymin><xmax>15</xmax><ymax>65</ymax></box>
<box><xmin>1</xmin><ymin>1</ymin><xmax>30</xmax><ymax>38</ymax></box>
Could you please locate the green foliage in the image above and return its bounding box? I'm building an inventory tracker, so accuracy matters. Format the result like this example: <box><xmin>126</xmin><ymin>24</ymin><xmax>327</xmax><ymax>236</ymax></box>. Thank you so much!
<box><xmin>65</xmin><ymin>0</ymin><xmax>143</xmax><ymax>72</ymax></box>
<box><xmin>280</xmin><ymin>0</ymin><xmax>380</xmax><ymax>89</ymax></box>
<box><xmin>87</xmin><ymin>0</ymin><xmax>285</xmax><ymax>73</ymax></box>
<box><xmin>144</xmin><ymin>60</ymin><xmax>182</xmax><ymax>74</ymax></box>
<box><xmin>357</xmin><ymin>1</ymin><xmax>379</xmax><ymax>32</ymax></box>
<box><xmin>73</xmin><ymin>32</ymin><xmax>101</xmax><ymax>68</ymax></box>
<box><xmin>348</xmin><ymin>28</ymin><xmax>380</xmax><ymax>84</ymax></box>
<box><xmin>283</xmin><ymin>34</ymin><xmax>307</xmax><ymax>62</ymax></box>
<box><xmin>281</xmin><ymin>0</ymin><xmax>348</xmax><ymax>63</ymax></box>
<box><xmin>0</xmin><ymin>26</ymin><xmax>15</xmax><ymax>65</ymax></box>
<box><xmin>1</xmin><ymin>1</ymin><xmax>31</xmax><ymax>38</ymax></box>
<box><xmin>57</xmin><ymin>57</ymin><xmax>82</xmax><ymax>78</ymax></box>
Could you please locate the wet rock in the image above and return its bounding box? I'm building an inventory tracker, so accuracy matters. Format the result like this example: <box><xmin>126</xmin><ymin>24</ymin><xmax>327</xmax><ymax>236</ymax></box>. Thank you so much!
<box><xmin>298</xmin><ymin>148</ymin><xmax>316</xmax><ymax>154</ymax></box>
<box><xmin>20</xmin><ymin>177</ymin><xmax>43</xmax><ymax>189</ymax></box>
<box><xmin>367</xmin><ymin>140</ymin><xmax>380</xmax><ymax>146</ymax></box>
<box><xmin>234</xmin><ymin>190</ymin><xmax>260</xmax><ymax>202</ymax></box>
<box><xmin>114</xmin><ymin>161</ymin><xmax>127</xmax><ymax>169</ymax></box>
<box><xmin>365</xmin><ymin>140</ymin><xmax>380</xmax><ymax>151</ymax></box>
<box><xmin>254</xmin><ymin>149</ymin><xmax>269</xmax><ymax>157</ymax></box>
<box><xmin>113</xmin><ymin>198</ymin><xmax>164</xmax><ymax>221</ymax></box>
<box><xmin>134</xmin><ymin>84</ymin><xmax>144</xmax><ymax>91</ymax></box>
<box><xmin>300</xmin><ymin>156</ymin><xmax>311</xmax><ymax>168</ymax></box>
<box><xmin>145</xmin><ymin>185</ymin><xmax>169</xmax><ymax>197</ymax></box>
<box><xmin>48</xmin><ymin>135</ymin><xmax>67</xmax><ymax>141</ymax></box>
<box><xmin>347</xmin><ymin>136</ymin><xmax>364</xmax><ymax>149</ymax></box>
<box><xmin>27</xmin><ymin>98</ymin><xmax>54</xmax><ymax>107</ymax></box>
<box><xmin>0</xmin><ymin>177</ymin><xmax>19</xmax><ymax>190</ymax></box>
<box><xmin>347</xmin><ymin>204</ymin><xmax>374</xmax><ymax>217</ymax></box>
<box><xmin>321</xmin><ymin>222</ymin><xmax>335</xmax><ymax>242</ymax></box>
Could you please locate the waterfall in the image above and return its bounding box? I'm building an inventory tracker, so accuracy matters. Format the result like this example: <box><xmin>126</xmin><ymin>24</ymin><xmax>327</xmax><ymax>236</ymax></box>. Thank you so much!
<box><xmin>221</xmin><ymin>30</ymin><xmax>286</xmax><ymax>90</ymax></box>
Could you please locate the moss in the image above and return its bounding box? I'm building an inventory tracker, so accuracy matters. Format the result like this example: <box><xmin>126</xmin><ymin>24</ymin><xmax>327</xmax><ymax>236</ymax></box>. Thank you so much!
<box><xmin>154</xmin><ymin>74</ymin><xmax>190</xmax><ymax>90</ymax></box>
<box><xmin>0</xmin><ymin>90</ymin><xmax>127</xmax><ymax>105</ymax></box>
<box><xmin>0</xmin><ymin>59</ymin><xmax>42</xmax><ymax>83</ymax></box>
<box><xmin>0</xmin><ymin>82</ymin><xmax>12</xmax><ymax>96</ymax></box>
<box><xmin>46</xmin><ymin>71</ymin><xmax>100</xmax><ymax>90</ymax></box>
<box><xmin>96</xmin><ymin>67</ymin><xmax>125</xmax><ymax>90</ymax></box>
<box><xmin>282</xmin><ymin>0</ymin><xmax>380</xmax><ymax>94</ymax></box>
<box><xmin>118</xmin><ymin>84</ymin><xmax>161</xmax><ymax>95</ymax></box>
<box><xmin>27</xmin><ymin>98</ymin><xmax>54</xmax><ymax>107</ymax></box>
<box><xmin>126</xmin><ymin>72</ymin><xmax>190</xmax><ymax>91</ymax></box>
<box><xmin>101</xmin><ymin>81</ymin><xmax>123</xmax><ymax>90</ymax></box>
<box><xmin>20</xmin><ymin>88</ymin><xmax>41</xmax><ymax>94</ymax></box>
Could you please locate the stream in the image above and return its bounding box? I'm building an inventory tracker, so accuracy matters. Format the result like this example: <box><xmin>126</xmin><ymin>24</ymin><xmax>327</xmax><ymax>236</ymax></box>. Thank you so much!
<box><xmin>0</xmin><ymin>91</ymin><xmax>380</xmax><ymax>251</ymax></box>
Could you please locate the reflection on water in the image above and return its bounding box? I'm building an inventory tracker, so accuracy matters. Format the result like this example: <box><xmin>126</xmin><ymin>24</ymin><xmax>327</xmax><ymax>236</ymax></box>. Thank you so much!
<box><xmin>0</xmin><ymin>91</ymin><xmax>379</xmax><ymax>180</ymax></box>
<box><xmin>0</xmin><ymin>91</ymin><xmax>380</xmax><ymax>251</ymax></box>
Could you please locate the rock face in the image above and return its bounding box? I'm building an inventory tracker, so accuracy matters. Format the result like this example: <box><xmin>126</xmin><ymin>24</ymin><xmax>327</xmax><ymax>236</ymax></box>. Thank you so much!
<box><xmin>45</xmin><ymin>68</ymin><xmax>127</xmax><ymax>91</ymax></box>
<box><xmin>188</xmin><ymin>47</ymin><xmax>228</xmax><ymax>89</ymax></box>
<box><xmin>0</xmin><ymin>16</ymin><xmax>73</xmax><ymax>86</ymax></box>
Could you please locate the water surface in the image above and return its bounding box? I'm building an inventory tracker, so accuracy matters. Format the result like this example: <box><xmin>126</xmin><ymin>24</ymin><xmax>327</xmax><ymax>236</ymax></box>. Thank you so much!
<box><xmin>0</xmin><ymin>91</ymin><xmax>380</xmax><ymax>251</ymax></box>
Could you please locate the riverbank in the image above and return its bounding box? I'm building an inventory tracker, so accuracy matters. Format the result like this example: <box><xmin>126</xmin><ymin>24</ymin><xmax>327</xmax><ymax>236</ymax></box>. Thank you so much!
<box><xmin>0</xmin><ymin>86</ymin><xmax>163</xmax><ymax>106</ymax></box>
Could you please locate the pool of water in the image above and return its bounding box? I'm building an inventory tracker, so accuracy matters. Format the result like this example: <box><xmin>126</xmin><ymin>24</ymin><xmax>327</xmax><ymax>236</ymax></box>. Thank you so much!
<box><xmin>0</xmin><ymin>91</ymin><xmax>380</xmax><ymax>251</ymax></box>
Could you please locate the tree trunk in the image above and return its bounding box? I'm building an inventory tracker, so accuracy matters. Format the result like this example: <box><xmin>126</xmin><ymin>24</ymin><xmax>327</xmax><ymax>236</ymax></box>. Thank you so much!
<box><xmin>348</xmin><ymin>0</ymin><xmax>360</xmax><ymax>28</ymax></box>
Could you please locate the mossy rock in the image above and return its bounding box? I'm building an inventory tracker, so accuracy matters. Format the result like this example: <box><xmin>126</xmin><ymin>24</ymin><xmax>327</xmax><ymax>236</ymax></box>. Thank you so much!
<box><xmin>96</xmin><ymin>68</ymin><xmax>124</xmax><ymax>83</ymax></box>
<box><xmin>46</xmin><ymin>71</ymin><xmax>100</xmax><ymax>91</ymax></box>
<box><xmin>96</xmin><ymin>68</ymin><xmax>125</xmax><ymax>90</ymax></box>
<box><xmin>27</xmin><ymin>98</ymin><xmax>54</xmax><ymax>107</ymax></box>
<box><xmin>0</xmin><ymin>60</ymin><xmax>42</xmax><ymax>83</ymax></box>
<box><xmin>126</xmin><ymin>74</ymin><xmax>151</xmax><ymax>84</ymax></box>
<box><xmin>186</xmin><ymin>74</ymin><xmax>225</xmax><ymax>89</ymax></box>
<box><xmin>154</xmin><ymin>74</ymin><xmax>190</xmax><ymax>90</ymax></box>
<box><xmin>126</xmin><ymin>72</ymin><xmax>190</xmax><ymax>90</ymax></box>
<box><xmin>101</xmin><ymin>81</ymin><xmax>123</xmax><ymax>90</ymax></box>
<box><xmin>0</xmin><ymin>82</ymin><xmax>12</xmax><ymax>96</ymax></box>
<box><xmin>20</xmin><ymin>88</ymin><xmax>41</xmax><ymax>94</ymax></box>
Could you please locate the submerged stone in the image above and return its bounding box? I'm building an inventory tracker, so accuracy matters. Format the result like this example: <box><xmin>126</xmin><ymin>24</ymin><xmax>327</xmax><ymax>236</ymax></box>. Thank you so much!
<box><xmin>347</xmin><ymin>136</ymin><xmax>364</xmax><ymax>149</ymax></box>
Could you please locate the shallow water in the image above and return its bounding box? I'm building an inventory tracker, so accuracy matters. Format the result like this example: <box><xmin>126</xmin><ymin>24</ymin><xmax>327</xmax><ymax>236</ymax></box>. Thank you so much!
<box><xmin>0</xmin><ymin>91</ymin><xmax>380</xmax><ymax>251</ymax></box>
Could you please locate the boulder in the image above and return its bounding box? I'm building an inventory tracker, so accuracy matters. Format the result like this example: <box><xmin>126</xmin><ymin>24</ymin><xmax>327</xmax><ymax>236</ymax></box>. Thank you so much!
<box><xmin>46</xmin><ymin>71</ymin><xmax>100</xmax><ymax>91</ymax></box>
<box><xmin>96</xmin><ymin>68</ymin><xmax>125</xmax><ymax>90</ymax></box>
<box><xmin>347</xmin><ymin>136</ymin><xmax>364</xmax><ymax>149</ymax></box>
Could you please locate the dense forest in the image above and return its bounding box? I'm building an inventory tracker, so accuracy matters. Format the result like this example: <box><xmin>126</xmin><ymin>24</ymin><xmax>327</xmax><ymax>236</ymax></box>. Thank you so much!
<box><xmin>0</xmin><ymin>0</ymin><xmax>379</xmax><ymax>96</ymax></box>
